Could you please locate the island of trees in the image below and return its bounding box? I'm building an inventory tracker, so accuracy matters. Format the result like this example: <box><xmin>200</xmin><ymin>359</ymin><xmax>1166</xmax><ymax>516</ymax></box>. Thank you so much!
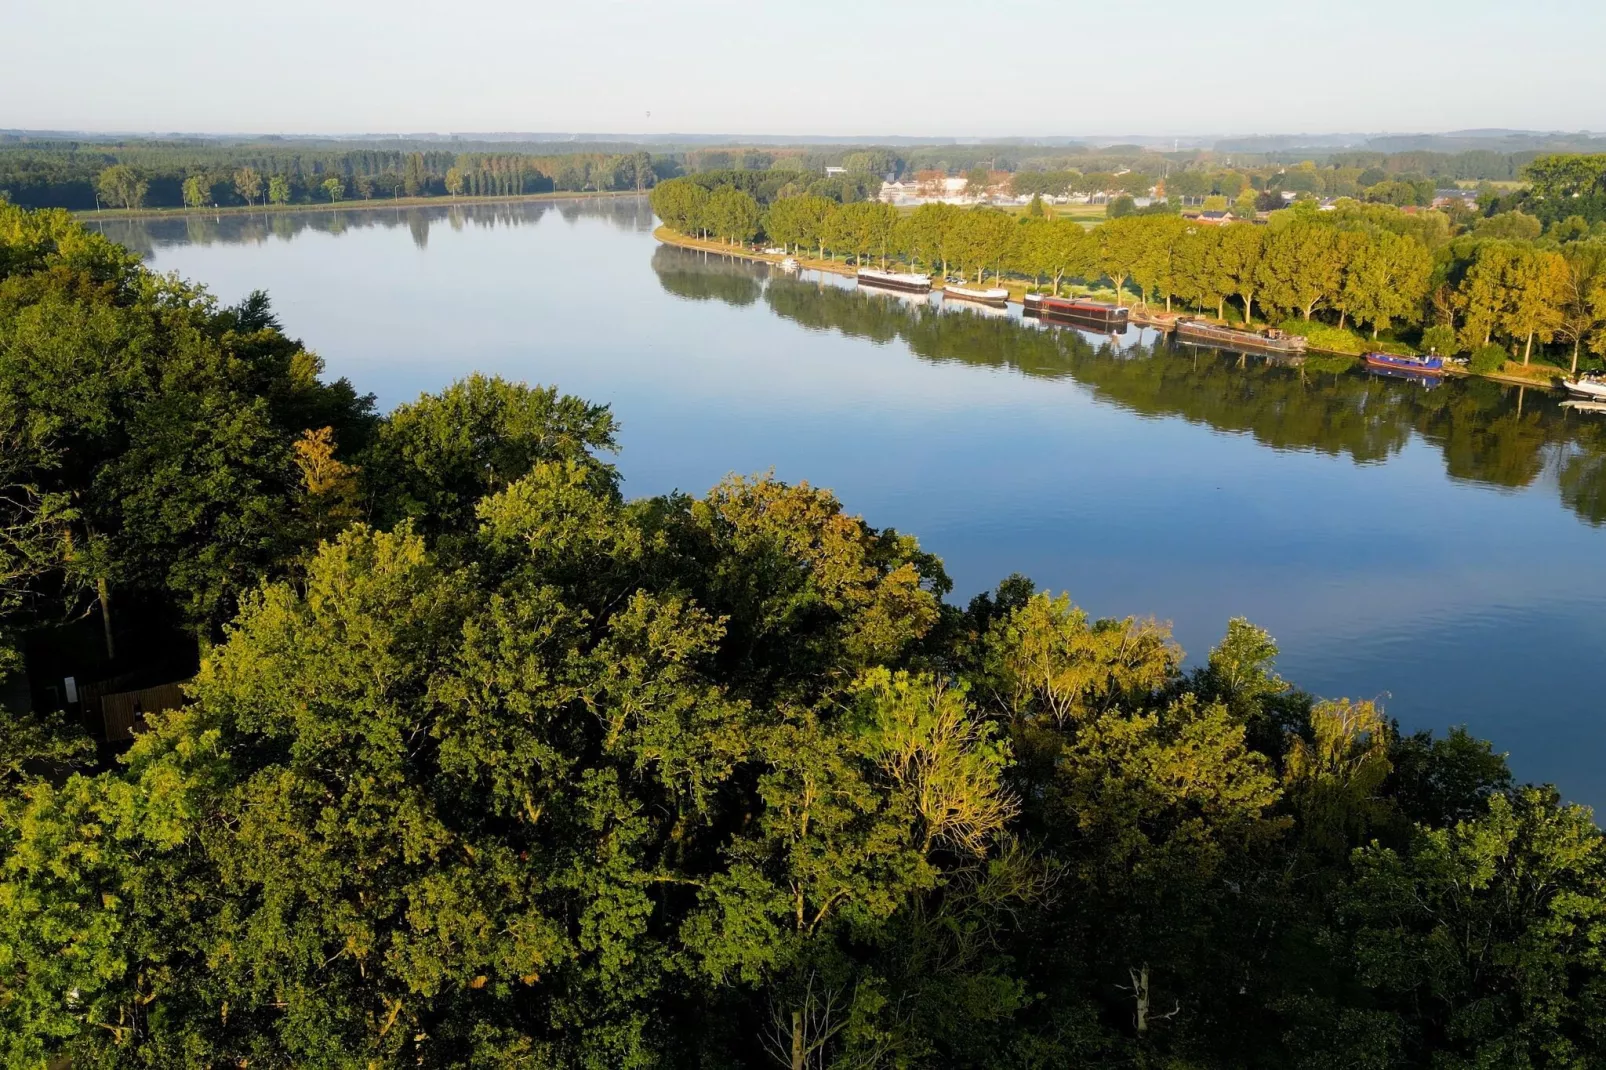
<box><xmin>5</xmin><ymin>204</ymin><xmax>1606</xmax><ymax>1069</ymax></box>
<box><xmin>652</xmin><ymin>162</ymin><xmax>1606</xmax><ymax>378</ymax></box>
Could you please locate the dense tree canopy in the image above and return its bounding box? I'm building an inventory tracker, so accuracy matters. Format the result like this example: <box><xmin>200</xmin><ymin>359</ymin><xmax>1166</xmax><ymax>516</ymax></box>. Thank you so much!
<box><xmin>4</xmin><ymin>207</ymin><xmax>1606</xmax><ymax>1070</ymax></box>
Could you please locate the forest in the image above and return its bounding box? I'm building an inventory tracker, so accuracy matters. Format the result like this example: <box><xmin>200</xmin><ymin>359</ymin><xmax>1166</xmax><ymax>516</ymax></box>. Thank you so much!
<box><xmin>5</xmin><ymin>131</ymin><xmax>1602</xmax><ymax>221</ymax></box>
<box><xmin>652</xmin><ymin>168</ymin><xmax>1606</xmax><ymax>376</ymax></box>
<box><xmin>5</xmin><ymin>205</ymin><xmax>1606</xmax><ymax>1069</ymax></box>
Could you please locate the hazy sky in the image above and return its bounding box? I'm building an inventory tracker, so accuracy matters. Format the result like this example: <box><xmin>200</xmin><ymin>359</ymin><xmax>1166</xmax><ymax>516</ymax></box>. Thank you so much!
<box><xmin>6</xmin><ymin>0</ymin><xmax>1602</xmax><ymax>138</ymax></box>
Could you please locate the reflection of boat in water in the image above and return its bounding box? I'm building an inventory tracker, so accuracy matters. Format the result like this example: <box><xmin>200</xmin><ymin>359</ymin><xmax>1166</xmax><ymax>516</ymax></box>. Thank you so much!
<box><xmin>1175</xmin><ymin>319</ymin><xmax>1308</xmax><ymax>357</ymax></box>
<box><xmin>1562</xmin><ymin>399</ymin><xmax>1606</xmax><ymax>414</ymax></box>
<box><xmin>1365</xmin><ymin>351</ymin><xmax>1443</xmax><ymax>376</ymax></box>
<box><xmin>856</xmin><ymin>268</ymin><xmax>932</xmax><ymax>293</ymax></box>
<box><xmin>1023</xmin><ymin>293</ymin><xmax>1129</xmax><ymax>335</ymax></box>
<box><xmin>1562</xmin><ymin>375</ymin><xmax>1606</xmax><ymax>400</ymax></box>
<box><xmin>944</xmin><ymin>285</ymin><xmax>1010</xmax><ymax>307</ymax></box>
<box><xmin>779</xmin><ymin>257</ymin><xmax>800</xmax><ymax>273</ymax></box>
<box><xmin>1367</xmin><ymin>364</ymin><xmax>1442</xmax><ymax>388</ymax></box>
<box><xmin>942</xmin><ymin>297</ymin><xmax>1009</xmax><ymax>318</ymax></box>
<box><xmin>1023</xmin><ymin>292</ymin><xmax>1129</xmax><ymax>327</ymax></box>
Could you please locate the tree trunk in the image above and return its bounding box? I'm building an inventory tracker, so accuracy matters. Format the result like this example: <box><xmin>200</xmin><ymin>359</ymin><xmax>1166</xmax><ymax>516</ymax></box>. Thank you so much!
<box><xmin>1131</xmin><ymin>965</ymin><xmax>1150</xmax><ymax>1035</ymax></box>
<box><xmin>1053</xmin><ymin>270</ymin><xmax>1063</xmax><ymax>297</ymax></box>
<box><xmin>1523</xmin><ymin>330</ymin><xmax>1533</xmax><ymax>365</ymax></box>
<box><xmin>791</xmin><ymin>1010</ymin><xmax>805</xmax><ymax>1070</ymax></box>
<box><xmin>1218</xmin><ymin>296</ymin><xmax>1225</xmax><ymax>320</ymax></box>
<box><xmin>97</xmin><ymin>576</ymin><xmax>116</xmax><ymax>661</ymax></box>
<box><xmin>1573</xmin><ymin>338</ymin><xmax>1581</xmax><ymax>376</ymax></box>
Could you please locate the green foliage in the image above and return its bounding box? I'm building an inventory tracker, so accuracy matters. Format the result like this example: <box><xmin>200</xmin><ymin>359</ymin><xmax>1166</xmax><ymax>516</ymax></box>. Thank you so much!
<box><xmin>1420</xmin><ymin>323</ymin><xmax>1459</xmax><ymax>355</ymax></box>
<box><xmin>1470</xmin><ymin>342</ymin><xmax>1509</xmax><ymax>373</ymax></box>
<box><xmin>6</xmin><ymin>205</ymin><xmax>1606</xmax><ymax>1069</ymax></box>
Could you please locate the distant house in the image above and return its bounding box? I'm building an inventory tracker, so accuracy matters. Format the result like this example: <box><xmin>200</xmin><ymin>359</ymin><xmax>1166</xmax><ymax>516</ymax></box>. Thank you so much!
<box><xmin>1432</xmin><ymin>188</ymin><xmax>1479</xmax><ymax>210</ymax></box>
<box><xmin>824</xmin><ymin>166</ymin><xmax>847</xmax><ymax>176</ymax></box>
<box><xmin>1189</xmin><ymin>210</ymin><xmax>1236</xmax><ymax>225</ymax></box>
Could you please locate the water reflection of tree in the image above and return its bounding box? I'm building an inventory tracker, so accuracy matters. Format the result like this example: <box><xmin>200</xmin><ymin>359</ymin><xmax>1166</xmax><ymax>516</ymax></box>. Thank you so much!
<box><xmin>650</xmin><ymin>246</ymin><xmax>765</xmax><ymax>306</ymax></box>
<box><xmin>663</xmin><ymin>257</ymin><xmax>1606</xmax><ymax>525</ymax></box>
<box><xmin>103</xmin><ymin>195</ymin><xmax>650</xmax><ymax>256</ymax></box>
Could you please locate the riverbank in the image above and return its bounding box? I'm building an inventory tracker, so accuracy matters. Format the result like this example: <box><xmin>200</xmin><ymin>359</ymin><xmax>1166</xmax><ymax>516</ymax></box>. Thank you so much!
<box><xmin>653</xmin><ymin>227</ymin><xmax>1571</xmax><ymax>393</ymax></box>
<box><xmin>76</xmin><ymin>189</ymin><xmax>641</xmax><ymax>221</ymax></box>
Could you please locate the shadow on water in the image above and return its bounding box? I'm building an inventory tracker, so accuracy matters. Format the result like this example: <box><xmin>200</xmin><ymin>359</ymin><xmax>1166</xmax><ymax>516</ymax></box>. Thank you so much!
<box><xmin>650</xmin><ymin>244</ymin><xmax>1606</xmax><ymax>528</ymax></box>
<box><xmin>88</xmin><ymin>195</ymin><xmax>657</xmax><ymax>259</ymax></box>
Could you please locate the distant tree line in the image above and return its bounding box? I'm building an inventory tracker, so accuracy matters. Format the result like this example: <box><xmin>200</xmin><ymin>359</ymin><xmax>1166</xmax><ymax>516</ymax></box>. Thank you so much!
<box><xmin>0</xmin><ymin>142</ymin><xmax>673</xmax><ymax>211</ymax></box>
<box><xmin>655</xmin><ymin>173</ymin><xmax>1606</xmax><ymax>374</ymax></box>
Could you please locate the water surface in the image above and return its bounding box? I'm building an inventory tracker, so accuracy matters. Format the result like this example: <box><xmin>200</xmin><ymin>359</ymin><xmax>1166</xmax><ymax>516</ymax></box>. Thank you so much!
<box><xmin>98</xmin><ymin>198</ymin><xmax>1606</xmax><ymax>808</ymax></box>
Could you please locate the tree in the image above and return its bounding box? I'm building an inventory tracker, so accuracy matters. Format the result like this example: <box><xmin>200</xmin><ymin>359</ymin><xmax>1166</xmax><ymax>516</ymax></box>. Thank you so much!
<box><xmin>1216</xmin><ymin>223</ymin><xmax>1265</xmax><ymax>323</ymax></box>
<box><xmin>1554</xmin><ymin>242</ymin><xmax>1606</xmax><ymax>374</ymax></box>
<box><xmin>903</xmin><ymin>202</ymin><xmax>958</xmax><ymax>275</ymax></box>
<box><xmin>955</xmin><ymin>208</ymin><xmax>1016</xmax><ymax>283</ymax></box>
<box><xmin>234</xmin><ymin>166</ymin><xmax>263</xmax><ymax>207</ymax></box>
<box><xmin>1129</xmin><ymin>215</ymin><xmax>1190</xmax><ymax>311</ymax></box>
<box><xmin>1257</xmin><ymin>216</ymin><xmax>1342</xmax><ymax>320</ymax></box>
<box><xmin>1342</xmin><ymin>788</ymin><xmax>1606</xmax><ymax>1067</ymax></box>
<box><xmin>444</xmin><ymin>166</ymin><xmax>465</xmax><ymax>199</ymax></box>
<box><xmin>1174</xmin><ymin>224</ymin><xmax>1231</xmax><ymax>319</ymax></box>
<box><xmin>705</xmin><ymin>187</ymin><xmax>761</xmax><ymax>245</ymax></box>
<box><xmin>0</xmin><ymin>205</ymin><xmax>372</xmax><ymax>662</ymax></box>
<box><xmin>1342</xmin><ymin>230</ymin><xmax>1432</xmax><ymax>339</ymax></box>
<box><xmin>181</xmin><ymin>174</ymin><xmax>208</xmax><ymax>210</ymax></box>
<box><xmin>402</xmin><ymin>152</ymin><xmax>427</xmax><ymax>197</ymax></box>
<box><xmin>1097</xmin><ymin>217</ymin><xmax>1150</xmax><ymax>307</ymax></box>
<box><xmin>95</xmin><ymin>164</ymin><xmax>147</xmax><ymax>210</ymax></box>
<box><xmin>1025</xmin><ymin>193</ymin><xmax>1046</xmax><ymax>218</ymax></box>
<box><xmin>267</xmin><ymin>174</ymin><xmax>291</xmax><ymax>205</ymax></box>
<box><xmin>1502</xmin><ymin>247</ymin><xmax>1570</xmax><ymax>363</ymax></box>
<box><xmin>650</xmin><ymin>177</ymin><xmax>712</xmax><ymax>238</ymax></box>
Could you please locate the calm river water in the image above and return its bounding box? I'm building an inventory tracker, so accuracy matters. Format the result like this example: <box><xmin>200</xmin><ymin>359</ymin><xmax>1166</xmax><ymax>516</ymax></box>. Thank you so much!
<box><xmin>98</xmin><ymin>197</ymin><xmax>1606</xmax><ymax>808</ymax></box>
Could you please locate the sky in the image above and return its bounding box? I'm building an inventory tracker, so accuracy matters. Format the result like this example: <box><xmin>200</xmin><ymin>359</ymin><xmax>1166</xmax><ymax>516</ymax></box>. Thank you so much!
<box><xmin>5</xmin><ymin>0</ymin><xmax>1603</xmax><ymax>138</ymax></box>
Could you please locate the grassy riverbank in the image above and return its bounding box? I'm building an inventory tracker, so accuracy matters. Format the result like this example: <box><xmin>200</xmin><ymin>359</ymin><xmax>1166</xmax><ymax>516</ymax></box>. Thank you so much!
<box><xmin>75</xmin><ymin>188</ymin><xmax>640</xmax><ymax>221</ymax></box>
<box><xmin>654</xmin><ymin>226</ymin><xmax>1573</xmax><ymax>391</ymax></box>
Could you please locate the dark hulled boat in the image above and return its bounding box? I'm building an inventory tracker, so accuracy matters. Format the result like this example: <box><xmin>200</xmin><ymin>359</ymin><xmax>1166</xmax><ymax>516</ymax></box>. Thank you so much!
<box><xmin>1175</xmin><ymin>320</ymin><xmax>1308</xmax><ymax>357</ymax></box>
<box><xmin>1024</xmin><ymin>292</ymin><xmax>1130</xmax><ymax>329</ymax></box>
<box><xmin>856</xmin><ymin>268</ymin><xmax>932</xmax><ymax>294</ymax></box>
<box><xmin>1364</xmin><ymin>351</ymin><xmax>1444</xmax><ymax>376</ymax></box>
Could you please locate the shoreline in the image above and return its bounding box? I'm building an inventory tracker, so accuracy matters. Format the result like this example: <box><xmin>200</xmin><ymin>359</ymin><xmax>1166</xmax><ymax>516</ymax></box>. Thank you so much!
<box><xmin>74</xmin><ymin>189</ymin><xmax>642</xmax><ymax>221</ymax></box>
<box><xmin>652</xmin><ymin>227</ymin><xmax>1570</xmax><ymax>393</ymax></box>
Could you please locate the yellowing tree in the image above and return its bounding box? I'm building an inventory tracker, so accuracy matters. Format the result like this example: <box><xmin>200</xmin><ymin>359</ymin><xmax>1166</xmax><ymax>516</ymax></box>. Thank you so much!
<box><xmin>1502</xmin><ymin>248</ymin><xmax>1570</xmax><ymax>364</ymax></box>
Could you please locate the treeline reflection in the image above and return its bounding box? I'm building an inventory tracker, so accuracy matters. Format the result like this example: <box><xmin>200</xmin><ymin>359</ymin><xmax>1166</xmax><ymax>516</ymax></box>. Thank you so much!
<box><xmin>91</xmin><ymin>196</ymin><xmax>656</xmax><ymax>259</ymax></box>
<box><xmin>652</xmin><ymin>246</ymin><xmax>1606</xmax><ymax>526</ymax></box>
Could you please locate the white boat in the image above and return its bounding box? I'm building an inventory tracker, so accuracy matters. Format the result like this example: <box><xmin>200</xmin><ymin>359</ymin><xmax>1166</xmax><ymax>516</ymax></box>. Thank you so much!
<box><xmin>944</xmin><ymin>285</ymin><xmax>1010</xmax><ymax>307</ymax></box>
<box><xmin>1562</xmin><ymin>376</ymin><xmax>1606</xmax><ymax>400</ymax></box>
<box><xmin>856</xmin><ymin>268</ymin><xmax>932</xmax><ymax>294</ymax></box>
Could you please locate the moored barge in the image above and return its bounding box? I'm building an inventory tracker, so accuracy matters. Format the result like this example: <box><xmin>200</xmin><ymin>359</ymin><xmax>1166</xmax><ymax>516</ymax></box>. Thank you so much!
<box><xmin>1024</xmin><ymin>292</ymin><xmax>1130</xmax><ymax>328</ymax></box>
<box><xmin>1175</xmin><ymin>320</ymin><xmax>1308</xmax><ymax>356</ymax></box>
<box><xmin>857</xmin><ymin>268</ymin><xmax>932</xmax><ymax>294</ymax></box>
<box><xmin>944</xmin><ymin>284</ymin><xmax>1010</xmax><ymax>307</ymax></box>
<box><xmin>1365</xmin><ymin>351</ymin><xmax>1443</xmax><ymax>376</ymax></box>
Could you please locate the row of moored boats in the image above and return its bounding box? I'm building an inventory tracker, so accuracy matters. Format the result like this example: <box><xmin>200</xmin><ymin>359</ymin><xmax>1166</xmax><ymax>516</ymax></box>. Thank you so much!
<box><xmin>848</xmin><ymin>267</ymin><xmax>1606</xmax><ymax>399</ymax></box>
